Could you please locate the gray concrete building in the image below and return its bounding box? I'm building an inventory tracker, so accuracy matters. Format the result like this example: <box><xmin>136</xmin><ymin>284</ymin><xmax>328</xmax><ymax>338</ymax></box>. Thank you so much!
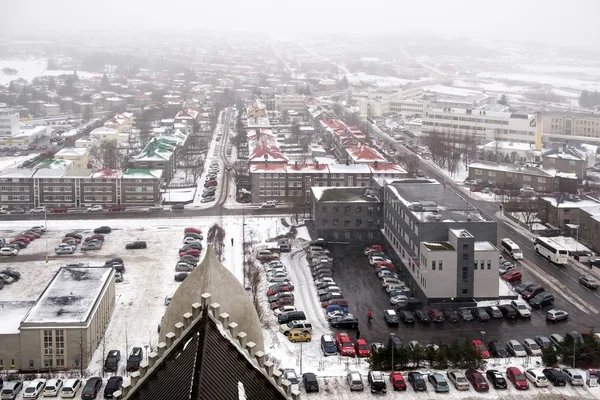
<box><xmin>0</xmin><ymin>267</ymin><xmax>115</xmax><ymax>372</ymax></box>
<box><xmin>311</xmin><ymin>187</ymin><xmax>382</xmax><ymax>242</ymax></box>
<box><xmin>382</xmin><ymin>178</ymin><xmax>498</xmax><ymax>303</ymax></box>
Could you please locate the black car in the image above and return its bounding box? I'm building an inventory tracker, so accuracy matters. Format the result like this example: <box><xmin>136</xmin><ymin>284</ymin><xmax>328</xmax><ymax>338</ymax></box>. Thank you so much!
<box><xmin>11</xmin><ymin>241</ymin><xmax>27</xmax><ymax>249</ymax></box>
<box><xmin>407</xmin><ymin>372</ymin><xmax>427</xmax><ymax>391</ymax></box>
<box><xmin>486</xmin><ymin>369</ymin><xmax>507</xmax><ymax>389</ymax></box>
<box><xmin>487</xmin><ymin>340</ymin><xmax>507</xmax><ymax>358</ymax></box>
<box><xmin>1</xmin><ymin>269</ymin><xmax>20</xmax><ymax>280</ymax></box>
<box><xmin>474</xmin><ymin>308</ymin><xmax>490</xmax><ymax>322</ymax></box>
<box><xmin>368</xmin><ymin>371</ymin><xmax>387</xmax><ymax>393</ymax></box>
<box><xmin>444</xmin><ymin>309</ymin><xmax>459</xmax><ymax>323</ymax></box>
<box><xmin>415</xmin><ymin>310</ymin><xmax>430</xmax><ymax>323</ymax></box>
<box><xmin>310</xmin><ymin>238</ymin><xmax>328</xmax><ymax>247</ymax></box>
<box><xmin>81</xmin><ymin>377</ymin><xmax>103</xmax><ymax>400</ymax></box>
<box><xmin>302</xmin><ymin>373</ymin><xmax>319</xmax><ymax>393</ymax></box>
<box><xmin>485</xmin><ymin>306</ymin><xmax>503</xmax><ymax>319</ymax></box>
<box><xmin>543</xmin><ymin>368</ymin><xmax>567</xmax><ymax>386</ymax></box>
<box><xmin>103</xmin><ymin>376</ymin><xmax>123</xmax><ymax>398</ymax></box>
<box><xmin>125</xmin><ymin>241</ymin><xmax>147</xmax><ymax>249</ymax></box>
<box><xmin>383</xmin><ymin>309</ymin><xmax>399</xmax><ymax>325</ymax></box>
<box><xmin>94</xmin><ymin>226</ymin><xmax>112</xmax><ymax>234</ymax></box>
<box><xmin>65</xmin><ymin>232</ymin><xmax>83</xmax><ymax>240</ymax></box>
<box><xmin>389</xmin><ymin>335</ymin><xmax>403</xmax><ymax>349</ymax></box>
<box><xmin>399</xmin><ymin>310</ymin><xmax>415</xmax><ymax>324</ymax></box>
<box><xmin>184</xmin><ymin>232</ymin><xmax>203</xmax><ymax>240</ymax></box>
<box><xmin>104</xmin><ymin>349</ymin><xmax>121</xmax><ymax>372</ymax></box>
<box><xmin>498</xmin><ymin>305</ymin><xmax>517</xmax><ymax>319</ymax></box>
<box><xmin>529</xmin><ymin>292</ymin><xmax>554</xmax><ymax>308</ymax></box>
<box><xmin>514</xmin><ymin>282</ymin><xmax>536</xmax><ymax>295</ymax></box>
<box><xmin>458</xmin><ymin>309</ymin><xmax>473</xmax><ymax>321</ymax></box>
<box><xmin>180</xmin><ymin>243</ymin><xmax>203</xmax><ymax>252</ymax></box>
<box><xmin>330</xmin><ymin>315</ymin><xmax>358</xmax><ymax>329</ymax></box>
<box><xmin>174</xmin><ymin>272</ymin><xmax>189</xmax><ymax>282</ymax></box>
<box><xmin>126</xmin><ymin>347</ymin><xmax>143</xmax><ymax>371</ymax></box>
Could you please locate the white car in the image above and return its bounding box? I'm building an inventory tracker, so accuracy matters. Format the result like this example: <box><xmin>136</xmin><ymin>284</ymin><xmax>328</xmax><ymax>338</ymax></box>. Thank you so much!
<box><xmin>30</xmin><ymin>206</ymin><xmax>47</xmax><ymax>213</ymax></box>
<box><xmin>43</xmin><ymin>379</ymin><xmax>64</xmax><ymax>397</ymax></box>
<box><xmin>315</xmin><ymin>277</ymin><xmax>335</xmax><ymax>285</ymax></box>
<box><xmin>390</xmin><ymin>295</ymin><xmax>409</xmax><ymax>306</ymax></box>
<box><xmin>55</xmin><ymin>245</ymin><xmax>75</xmax><ymax>255</ymax></box>
<box><xmin>282</xmin><ymin>369</ymin><xmax>300</xmax><ymax>392</ymax></box>
<box><xmin>23</xmin><ymin>379</ymin><xmax>46</xmax><ymax>398</ymax></box>
<box><xmin>562</xmin><ymin>368</ymin><xmax>584</xmax><ymax>386</ymax></box>
<box><xmin>327</xmin><ymin>310</ymin><xmax>351</xmax><ymax>321</ymax></box>
<box><xmin>511</xmin><ymin>300</ymin><xmax>531</xmax><ymax>318</ymax></box>
<box><xmin>447</xmin><ymin>370</ymin><xmax>470</xmax><ymax>390</ymax></box>
<box><xmin>507</xmin><ymin>340</ymin><xmax>527</xmax><ymax>357</ymax></box>
<box><xmin>525</xmin><ymin>369</ymin><xmax>549</xmax><ymax>387</ymax></box>
<box><xmin>0</xmin><ymin>274</ymin><xmax>15</xmax><ymax>284</ymax></box>
<box><xmin>59</xmin><ymin>379</ymin><xmax>82</xmax><ymax>398</ymax></box>
<box><xmin>0</xmin><ymin>247</ymin><xmax>18</xmax><ymax>256</ymax></box>
<box><xmin>369</xmin><ymin>255</ymin><xmax>392</xmax><ymax>266</ymax></box>
<box><xmin>87</xmin><ymin>205</ymin><xmax>103</xmax><ymax>212</ymax></box>
<box><xmin>183</xmin><ymin>237</ymin><xmax>202</xmax><ymax>245</ymax></box>
<box><xmin>274</xmin><ymin>305</ymin><xmax>296</xmax><ymax>316</ymax></box>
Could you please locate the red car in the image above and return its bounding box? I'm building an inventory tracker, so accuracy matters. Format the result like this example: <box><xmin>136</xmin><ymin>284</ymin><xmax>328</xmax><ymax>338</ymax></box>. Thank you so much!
<box><xmin>205</xmin><ymin>180</ymin><xmax>218</xmax><ymax>187</ymax></box>
<box><xmin>52</xmin><ymin>207</ymin><xmax>68</xmax><ymax>213</ymax></box>
<box><xmin>11</xmin><ymin>236</ymin><xmax>31</xmax><ymax>244</ymax></box>
<box><xmin>355</xmin><ymin>339</ymin><xmax>370</xmax><ymax>357</ymax></box>
<box><xmin>502</xmin><ymin>270</ymin><xmax>522</xmax><ymax>283</ymax></box>
<box><xmin>20</xmin><ymin>231</ymin><xmax>39</xmax><ymax>239</ymax></box>
<box><xmin>389</xmin><ymin>372</ymin><xmax>407</xmax><ymax>391</ymax></box>
<box><xmin>465</xmin><ymin>369</ymin><xmax>489</xmax><ymax>392</ymax></box>
<box><xmin>427</xmin><ymin>308</ymin><xmax>444</xmax><ymax>322</ymax></box>
<box><xmin>471</xmin><ymin>340</ymin><xmax>490</xmax><ymax>358</ymax></box>
<box><xmin>184</xmin><ymin>227</ymin><xmax>202</xmax><ymax>234</ymax></box>
<box><xmin>62</xmin><ymin>236</ymin><xmax>81</xmax><ymax>243</ymax></box>
<box><xmin>336</xmin><ymin>333</ymin><xmax>355</xmax><ymax>357</ymax></box>
<box><xmin>365</xmin><ymin>244</ymin><xmax>383</xmax><ymax>254</ymax></box>
<box><xmin>108</xmin><ymin>204</ymin><xmax>125</xmax><ymax>212</ymax></box>
<box><xmin>375</xmin><ymin>261</ymin><xmax>395</xmax><ymax>270</ymax></box>
<box><xmin>183</xmin><ymin>249</ymin><xmax>200</xmax><ymax>258</ymax></box>
<box><xmin>321</xmin><ymin>299</ymin><xmax>349</xmax><ymax>308</ymax></box>
<box><xmin>17</xmin><ymin>233</ymin><xmax>36</xmax><ymax>241</ymax></box>
<box><xmin>270</xmin><ymin>297</ymin><xmax>294</xmax><ymax>310</ymax></box>
<box><xmin>266</xmin><ymin>285</ymin><xmax>292</xmax><ymax>296</ymax></box>
<box><xmin>506</xmin><ymin>367</ymin><xmax>528</xmax><ymax>390</ymax></box>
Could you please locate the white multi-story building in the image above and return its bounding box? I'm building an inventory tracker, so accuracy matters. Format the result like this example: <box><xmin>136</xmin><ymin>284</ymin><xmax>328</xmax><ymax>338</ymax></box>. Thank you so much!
<box><xmin>390</xmin><ymin>99</ymin><xmax>430</xmax><ymax>117</ymax></box>
<box><xmin>274</xmin><ymin>95</ymin><xmax>306</xmax><ymax>112</ymax></box>
<box><xmin>0</xmin><ymin>107</ymin><xmax>19</xmax><ymax>137</ymax></box>
<box><xmin>422</xmin><ymin>107</ymin><xmax>536</xmax><ymax>143</ymax></box>
<box><xmin>358</xmin><ymin>87</ymin><xmax>424</xmax><ymax>117</ymax></box>
<box><xmin>542</xmin><ymin>111</ymin><xmax>600</xmax><ymax>144</ymax></box>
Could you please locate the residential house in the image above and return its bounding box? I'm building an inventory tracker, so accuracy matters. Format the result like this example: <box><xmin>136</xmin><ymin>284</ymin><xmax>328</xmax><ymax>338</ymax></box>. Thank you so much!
<box><xmin>541</xmin><ymin>144</ymin><xmax>597</xmax><ymax>181</ymax></box>
<box><xmin>55</xmin><ymin>147</ymin><xmax>90</xmax><ymax>169</ymax></box>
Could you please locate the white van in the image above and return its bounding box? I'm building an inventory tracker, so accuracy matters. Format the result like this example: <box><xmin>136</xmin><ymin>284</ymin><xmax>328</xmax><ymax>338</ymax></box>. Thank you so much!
<box><xmin>501</xmin><ymin>238</ymin><xmax>523</xmax><ymax>260</ymax></box>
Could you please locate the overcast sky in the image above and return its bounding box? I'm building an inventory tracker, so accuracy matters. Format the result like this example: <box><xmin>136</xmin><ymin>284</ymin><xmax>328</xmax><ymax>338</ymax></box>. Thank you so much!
<box><xmin>6</xmin><ymin>0</ymin><xmax>599</xmax><ymax>49</ymax></box>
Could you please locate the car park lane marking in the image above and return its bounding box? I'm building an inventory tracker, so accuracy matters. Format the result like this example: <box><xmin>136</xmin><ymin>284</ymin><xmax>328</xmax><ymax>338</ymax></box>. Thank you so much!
<box><xmin>519</xmin><ymin>259</ymin><xmax>598</xmax><ymax>314</ymax></box>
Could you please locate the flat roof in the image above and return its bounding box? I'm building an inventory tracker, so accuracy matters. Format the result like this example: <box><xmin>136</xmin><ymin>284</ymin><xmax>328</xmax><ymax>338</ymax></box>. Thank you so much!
<box><xmin>422</xmin><ymin>242</ymin><xmax>455</xmax><ymax>251</ymax></box>
<box><xmin>474</xmin><ymin>241</ymin><xmax>497</xmax><ymax>251</ymax></box>
<box><xmin>388</xmin><ymin>179</ymin><xmax>485</xmax><ymax>223</ymax></box>
<box><xmin>312</xmin><ymin>187</ymin><xmax>380</xmax><ymax>203</ymax></box>
<box><xmin>0</xmin><ymin>301</ymin><xmax>36</xmax><ymax>334</ymax></box>
<box><xmin>22</xmin><ymin>267</ymin><xmax>113</xmax><ymax>325</ymax></box>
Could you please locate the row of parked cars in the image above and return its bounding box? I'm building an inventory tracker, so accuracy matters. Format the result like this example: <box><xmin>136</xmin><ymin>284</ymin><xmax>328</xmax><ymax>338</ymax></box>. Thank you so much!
<box><xmin>174</xmin><ymin>227</ymin><xmax>203</xmax><ymax>281</ymax></box>
<box><xmin>345</xmin><ymin>364</ymin><xmax>588</xmax><ymax>394</ymax></box>
<box><xmin>55</xmin><ymin>227</ymin><xmax>111</xmax><ymax>255</ymax></box>
<box><xmin>201</xmin><ymin>161</ymin><xmax>220</xmax><ymax>203</ymax></box>
<box><xmin>0</xmin><ymin>376</ymin><xmax>118</xmax><ymax>399</ymax></box>
<box><xmin>0</xmin><ymin>225</ymin><xmax>46</xmax><ymax>257</ymax></box>
<box><xmin>364</xmin><ymin>245</ymin><xmax>413</xmax><ymax>307</ymax></box>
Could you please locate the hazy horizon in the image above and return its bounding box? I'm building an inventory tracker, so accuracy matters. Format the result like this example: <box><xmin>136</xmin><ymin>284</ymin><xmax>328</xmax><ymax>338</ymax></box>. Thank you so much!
<box><xmin>4</xmin><ymin>0</ymin><xmax>600</xmax><ymax>50</ymax></box>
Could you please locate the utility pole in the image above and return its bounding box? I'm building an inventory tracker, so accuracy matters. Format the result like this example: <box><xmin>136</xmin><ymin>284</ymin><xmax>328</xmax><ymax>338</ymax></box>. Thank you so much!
<box><xmin>390</xmin><ymin>333</ymin><xmax>395</xmax><ymax>373</ymax></box>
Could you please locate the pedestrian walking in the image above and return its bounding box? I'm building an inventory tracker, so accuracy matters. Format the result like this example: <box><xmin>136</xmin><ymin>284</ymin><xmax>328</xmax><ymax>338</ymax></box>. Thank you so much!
<box><xmin>356</xmin><ymin>329</ymin><xmax>361</xmax><ymax>340</ymax></box>
<box><xmin>231</xmin><ymin>238</ymin><xmax>234</xmax><ymax>246</ymax></box>
<box><xmin>367</xmin><ymin>310</ymin><xmax>373</xmax><ymax>323</ymax></box>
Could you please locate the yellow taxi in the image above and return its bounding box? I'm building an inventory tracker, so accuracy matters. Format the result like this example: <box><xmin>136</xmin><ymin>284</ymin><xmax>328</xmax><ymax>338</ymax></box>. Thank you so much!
<box><xmin>288</xmin><ymin>330</ymin><xmax>311</xmax><ymax>343</ymax></box>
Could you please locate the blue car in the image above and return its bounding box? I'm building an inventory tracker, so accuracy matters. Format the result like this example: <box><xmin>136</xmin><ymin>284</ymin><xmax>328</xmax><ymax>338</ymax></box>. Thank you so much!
<box><xmin>325</xmin><ymin>304</ymin><xmax>349</xmax><ymax>314</ymax></box>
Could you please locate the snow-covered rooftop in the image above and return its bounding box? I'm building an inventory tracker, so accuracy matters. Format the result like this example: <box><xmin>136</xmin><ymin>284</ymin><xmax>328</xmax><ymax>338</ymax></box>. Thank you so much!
<box><xmin>474</xmin><ymin>241</ymin><xmax>497</xmax><ymax>251</ymax></box>
<box><xmin>311</xmin><ymin>187</ymin><xmax>380</xmax><ymax>203</ymax></box>
<box><xmin>22</xmin><ymin>267</ymin><xmax>113</xmax><ymax>325</ymax></box>
<box><xmin>540</xmin><ymin>195</ymin><xmax>600</xmax><ymax>209</ymax></box>
<box><xmin>0</xmin><ymin>301</ymin><xmax>36</xmax><ymax>334</ymax></box>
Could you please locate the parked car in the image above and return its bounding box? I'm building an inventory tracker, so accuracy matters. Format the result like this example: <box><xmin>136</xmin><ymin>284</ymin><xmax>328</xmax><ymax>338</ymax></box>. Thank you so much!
<box><xmin>507</xmin><ymin>367</ymin><xmax>529</xmax><ymax>390</ymax></box>
<box><xmin>543</xmin><ymin>368</ymin><xmax>566</xmax><ymax>386</ymax></box>
<box><xmin>346</xmin><ymin>371</ymin><xmax>364</xmax><ymax>391</ymax></box>
<box><xmin>383</xmin><ymin>309</ymin><xmax>399</xmax><ymax>325</ymax></box>
<box><xmin>321</xmin><ymin>334</ymin><xmax>337</xmax><ymax>356</ymax></box>
<box><xmin>52</xmin><ymin>206</ymin><xmax>68</xmax><ymax>213</ymax></box>
<box><xmin>42</xmin><ymin>379</ymin><xmax>63</xmax><ymax>397</ymax></box>
<box><xmin>30</xmin><ymin>206</ymin><xmax>47</xmax><ymax>214</ymax></box>
<box><xmin>94</xmin><ymin>226</ymin><xmax>111</xmax><ymax>234</ymax></box>
<box><xmin>562</xmin><ymin>368</ymin><xmax>584</xmax><ymax>386</ymax></box>
<box><xmin>337</xmin><ymin>332</ymin><xmax>356</xmax><ymax>357</ymax></box>
<box><xmin>511</xmin><ymin>300</ymin><xmax>531</xmax><ymax>318</ymax></box>
<box><xmin>546</xmin><ymin>309</ymin><xmax>569</xmax><ymax>322</ymax></box>
<box><xmin>399</xmin><ymin>310</ymin><xmax>415</xmax><ymax>324</ymax></box>
<box><xmin>471</xmin><ymin>340</ymin><xmax>490</xmax><ymax>358</ymax></box>
<box><xmin>389</xmin><ymin>372</ymin><xmax>406</xmax><ymax>391</ymax></box>
<box><xmin>1</xmin><ymin>380</ymin><xmax>23</xmax><ymax>399</ymax></box>
<box><xmin>87</xmin><ymin>205</ymin><xmax>103</xmax><ymax>212</ymax></box>
<box><xmin>502</xmin><ymin>269</ymin><xmax>522</xmax><ymax>282</ymax></box>
<box><xmin>55</xmin><ymin>245</ymin><xmax>75</xmax><ymax>254</ymax></box>
<box><xmin>447</xmin><ymin>370</ymin><xmax>470</xmax><ymax>390</ymax></box>
<box><xmin>523</xmin><ymin>338</ymin><xmax>542</xmax><ymax>356</ymax></box>
<box><xmin>507</xmin><ymin>340</ymin><xmax>527</xmax><ymax>357</ymax></box>
<box><xmin>102</xmin><ymin>376</ymin><xmax>123</xmax><ymax>399</ymax></box>
<box><xmin>23</xmin><ymin>380</ymin><xmax>46</xmax><ymax>398</ymax></box>
<box><xmin>535</xmin><ymin>335</ymin><xmax>552</xmax><ymax>349</ymax></box>
<box><xmin>486</xmin><ymin>369</ymin><xmax>507</xmax><ymax>389</ymax></box>
<box><xmin>465</xmin><ymin>369</ymin><xmax>489</xmax><ymax>392</ymax></box>
<box><xmin>428</xmin><ymin>372</ymin><xmax>449</xmax><ymax>393</ymax></box>
<box><xmin>530</xmin><ymin>292</ymin><xmax>555</xmax><ymax>308</ymax></box>
<box><xmin>104</xmin><ymin>349</ymin><xmax>121</xmax><ymax>372</ymax></box>
<box><xmin>330</xmin><ymin>315</ymin><xmax>359</xmax><ymax>329</ymax></box>
<box><xmin>407</xmin><ymin>372</ymin><xmax>427</xmax><ymax>391</ymax></box>
<box><xmin>427</xmin><ymin>308</ymin><xmax>444</xmax><ymax>322</ymax></box>
<box><xmin>499</xmin><ymin>305</ymin><xmax>517</xmax><ymax>319</ymax></box>
<box><xmin>458</xmin><ymin>308</ymin><xmax>473</xmax><ymax>321</ymax></box>
<box><xmin>108</xmin><ymin>204</ymin><xmax>125</xmax><ymax>212</ymax></box>
<box><xmin>0</xmin><ymin>247</ymin><xmax>18</xmax><ymax>256</ymax></box>
<box><xmin>302</xmin><ymin>372</ymin><xmax>319</xmax><ymax>393</ymax></box>
<box><xmin>523</xmin><ymin>369</ymin><xmax>549</xmax><ymax>387</ymax></box>
<box><xmin>355</xmin><ymin>339</ymin><xmax>370</xmax><ymax>358</ymax></box>
<box><xmin>59</xmin><ymin>379</ymin><xmax>81</xmax><ymax>398</ymax></box>
<box><xmin>485</xmin><ymin>306</ymin><xmax>503</xmax><ymax>319</ymax></box>
<box><xmin>81</xmin><ymin>377</ymin><xmax>103</xmax><ymax>400</ymax></box>
<box><xmin>415</xmin><ymin>310</ymin><xmax>430</xmax><ymax>323</ymax></box>
<box><xmin>288</xmin><ymin>330</ymin><xmax>311</xmax><ymax>343</ymax></box>
<box><xmin>443</xmin><ymin>309</ymin><xmax>459</xmax><ymax>323</ymax></box>
<box><xmin>125</xmin><ymin>241</ymin><xmax>147</xmax><ymax>249</ymax></box>
<box><xmin>81</xmin><ymin>240</ymin><xmax>102</xmax><ymax>251</ymax></box>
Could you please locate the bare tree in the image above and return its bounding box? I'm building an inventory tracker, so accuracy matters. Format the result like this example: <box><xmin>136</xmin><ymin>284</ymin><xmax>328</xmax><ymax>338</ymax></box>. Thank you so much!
<box><xmin>207</xmin><ymin>223</ymin><xmax>226</xmax><ymax>261</ymax></box>
<box><xmin>506</xmin><ymin>196</ymin><xmax>539</xmax><ymax>230</ymax></box>
<box><xmin>493</xmin><ymin>129</ymin><xmax>503</xmax><ymax>162</ymax></box>
<box><xmin>244</xmin><ymin>259</ymin><xmax>268</xmax><ymax>325</ymax></box>
<box><xmin>70</xmin><ymin>328</ymin><xmax>89</xmax><ymax>376</ymax></box>
<box><xmin>89</xmin><ymin>140</ymin><xmax>121</xmax><ymax>169</ymax></box>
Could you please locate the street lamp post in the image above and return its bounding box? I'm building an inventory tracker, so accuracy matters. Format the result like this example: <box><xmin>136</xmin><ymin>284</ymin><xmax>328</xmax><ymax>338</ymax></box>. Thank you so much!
<box><xmin>480</xmin><ymin>330</ymin><xmax>486</xmax><ymax>344</ymax></box>
<box><xmin>390</xmin><ymin>333</ymin><xmax>395</xmax><ymax>373</ymax></box>
<box><xmin>44</xmin><ymin>211</ymin><xmax>48</xmax><ymax>263</ymax></box>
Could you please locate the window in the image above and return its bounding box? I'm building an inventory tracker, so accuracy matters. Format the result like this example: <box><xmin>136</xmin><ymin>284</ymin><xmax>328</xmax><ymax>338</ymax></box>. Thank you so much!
<box><xmin>344</xmin><ymin>219</ymin><xmax>351</xmax><ymax>227</ymax></box>
<box><xmin>321</xmin><ymin>206</ymin><xmax>327</xmax><ymax>213</ymax></box>
<box><xmin>438</xmin><ymin>261</ymin><xmax>443</xmax><ymax>270</ymax></box>
<box><xmin>44</xmin><ymin>330</ymin><xmax>52</xmax><ymax>355</ymax></box>
<box><xmin>537</xmin><ymin>177</ymin><xmax>546</xmax><ymax>183</ymax></box>
<box><xmin>56</xmin><ymin>358</ymin><xmax>65</xmax><ymax>367</ymax></box>
<box><xmin>344</xmin><ymin>206</ymin><xmax>350</xmax><ymax>214</ymax></box>
<box><xmin>462</xmin><ymin>289</ymin><xmax>468</xmax><ymax>295</ymax></box>
<box><xmin>356</xmin><ymin>206</ymin><xmax>362</xmax><ymax>213</ymax></box>
<box><xmin>321</xmin><ymin>219</ymin><xmax>327</xmax><ymax>225</ymax></box>
<box><xmin>333</xmin><ymin>207</ymin><xmax>339</xmax><ymax>213</ymax></box>
<box><xmin>355</xmin><ymin>219</ymin><xmax>362</xmax><ymax>227</ymax></box>
<box><xmin>480</xmin><ymin>260</ymin><xmax>485</xmax><ymax>269</ymax></box>
<box><xmin>333</xmin><ymin>219</ymin><xmax>339</xmax><ymax>226</ymax></box>
<box><xmin>474</xmin><ymin>169</ymin><xmax>482</xmax><ymax>175</ymax></box>
<box><xmin>29</xmin><ymin>360</ymin><xmax>34</xmax><ymax>368</ymax></box>
<box><xmin>333</xmin><ymin>232</ymin><xmax>339</xmax><ymax>239</ymax></box>
<box><xmin>488</xmin><ymin>171</ymin><xmax>496</xmax><ymax>177</ymax></box>
<box><xmin>523</xmin><ymin>175</ymin><xmax>531</xmax><ymax>181</ymax></box>
<box><xmin>473</xmin><ymin>260</ymin><xmax>477</xmax><ymax>270</ymax></box>
<box><xmin>462</xmin><ymin>267</ymin><xmax>468</xmax><ymax>280</ymax></box>
<box><xmin>487</xmin><ymin>260</ymin><xmax>491</xmax><ymax>270</ymax></box>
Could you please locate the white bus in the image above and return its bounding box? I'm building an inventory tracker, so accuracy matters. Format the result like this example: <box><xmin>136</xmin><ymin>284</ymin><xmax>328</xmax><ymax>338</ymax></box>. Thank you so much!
<box><xmin>534</xmin><ymin>237</ymin><xmax>569</xmax><ymax>264</ymax></box>
<box><xmin>501</xmin><ymin>238</ymin><xmax>523</xmax><ymax>260</ymax></box>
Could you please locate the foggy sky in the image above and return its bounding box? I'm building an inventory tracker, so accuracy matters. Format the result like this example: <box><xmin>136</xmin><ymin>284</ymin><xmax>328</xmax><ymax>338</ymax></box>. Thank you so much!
<box><xmin>5</xmin><ymin>0</ymin><xmax>600</xmax><ymax>49</ymax></box>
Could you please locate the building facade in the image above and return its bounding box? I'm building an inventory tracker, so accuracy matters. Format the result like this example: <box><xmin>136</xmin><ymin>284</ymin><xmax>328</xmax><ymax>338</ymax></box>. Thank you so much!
<box><xmin>382</xmin><ymin>179</ymin><xmax>498</xmax><ymax>304</ymax></box>
<box><xmin>274</xmin><ymin>95</ymin><xmax>305</xmax><ymax>112</ymax></box>
<box><xmin>0</xmin><ymin>107</ymin><xmax>21</xmax><ymax>138</ymax></box>
<box><xmin>542</xmin><ymin>111</ymin><xmax>600</xmax><ymax>142</ymax></box>
<box><xmin>311</xmin><ymin>187</ymin><xmax>382</xmax><ymax>242</ymax></box>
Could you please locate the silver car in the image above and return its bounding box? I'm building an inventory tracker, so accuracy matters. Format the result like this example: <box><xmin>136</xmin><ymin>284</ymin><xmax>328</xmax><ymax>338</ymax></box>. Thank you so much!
<box><xmin>175</xmin><ymin>262</ymin><xmax>195</xmax><ymax>272</ymax></box>
<box><xmin>562</xmin><ymin>368</ymin><xmax>584</xmax><ymax>386</ymax></box>
<box><xmin>347</xmin><ymin>371</ymin><xmax>364</xmax><ymax>391</ymax></box>
<box><xmin>55</xmin><ymin>246</ymin><xmax>75</xmax><ymax>255</ymax></box>
<box><xmin>447</xmin><ymin>370</ymin><xmax>470</xmax><ymax>390</ymax></box>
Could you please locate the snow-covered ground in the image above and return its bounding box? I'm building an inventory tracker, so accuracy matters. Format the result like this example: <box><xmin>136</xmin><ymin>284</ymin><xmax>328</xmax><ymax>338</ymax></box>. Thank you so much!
<box><xmin>0</xmin><ymin>58</ymin><xmax>102</xmax><ymax>85</ymax></box>
<box><xmin>549</xmin><ymin>236</ymin><xmax>593</xmax><ymax>254</ymax></box>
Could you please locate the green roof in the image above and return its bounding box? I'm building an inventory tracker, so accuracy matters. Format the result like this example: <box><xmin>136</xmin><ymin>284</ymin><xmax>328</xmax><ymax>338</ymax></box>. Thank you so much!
<box><xmin>122</xmin><ymin>168</ymin><xmax>163</xmax><ymax>179</ymax></box>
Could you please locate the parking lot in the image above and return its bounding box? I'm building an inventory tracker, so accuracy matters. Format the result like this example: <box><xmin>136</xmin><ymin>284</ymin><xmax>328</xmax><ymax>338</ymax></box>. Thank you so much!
<box><xmin>328</xmin><ymin>244</ymin><xmax>600</xmax><ymax>347</ymax></box>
